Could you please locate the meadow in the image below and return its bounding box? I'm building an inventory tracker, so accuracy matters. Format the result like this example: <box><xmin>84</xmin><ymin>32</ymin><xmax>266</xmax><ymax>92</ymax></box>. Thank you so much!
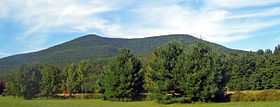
<box><xmin>1</xmin><ymin>97</ymin><xmax>280</xmax><ymax>107</ymax></box>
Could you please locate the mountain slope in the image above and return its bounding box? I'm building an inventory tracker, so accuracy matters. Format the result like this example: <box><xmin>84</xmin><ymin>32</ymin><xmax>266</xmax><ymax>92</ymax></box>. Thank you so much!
<box><xmin>0</xmin><ymin>34</ymin><xmax>241</xmax><ymax>73</ymax></box>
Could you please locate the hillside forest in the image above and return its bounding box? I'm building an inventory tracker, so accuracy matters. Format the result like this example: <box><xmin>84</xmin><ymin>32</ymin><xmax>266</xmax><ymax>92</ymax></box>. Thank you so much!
<box><xmin>1</xmin><ymin>42</ymin><xmax>280</xmax><ymax>104</ymax></box>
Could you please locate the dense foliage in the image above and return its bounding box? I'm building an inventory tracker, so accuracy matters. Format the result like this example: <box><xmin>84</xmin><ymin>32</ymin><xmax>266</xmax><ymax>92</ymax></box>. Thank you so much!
<box><xmin>145</xmin><ymin>42</ymin><xmax>185</xmax><ymax>103</ymax></box>
<box><xmin>41</xmin><ymin>65</ymin><xmax>62</xmax><ymax>97</ymax></box>
<box><xmin>101</xmin><ymin>49</ymin><xmax>144</xmax><ymax>100</ymax></box>
<box><xmin>227</xmin><ymin>49</ymin><xmax>280</xmax><ymax>90</ymax></box>
<box><xmin>146</xmin><ymin>42</ymin><xmax>229</xmax><ymax>103</ymax></box>
<box><xmin>5</xmin><ymin>65</ymin><xmax>42</xmax><ymax>99</ymax></box>
<box><xmin>4</xmin><ymin>61</ymin><xmax>99</xmax><ymax>99</ymax></box>
<box><xmin>1</xmin><ymin>40</ymin><xmax>280</xmax><ymax>103</ymax></box>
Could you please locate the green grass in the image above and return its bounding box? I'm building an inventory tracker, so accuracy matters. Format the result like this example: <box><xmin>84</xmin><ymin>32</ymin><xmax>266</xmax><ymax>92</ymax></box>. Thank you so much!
<box><xmin>0</xmin><ymin>96</ymin><xmax>280</xmax><ymax>107</ymax></box>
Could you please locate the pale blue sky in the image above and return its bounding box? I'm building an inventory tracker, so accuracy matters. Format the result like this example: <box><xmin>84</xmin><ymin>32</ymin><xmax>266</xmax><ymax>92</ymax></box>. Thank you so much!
<box><xmin>0</xmin><ymin>0</ymin><xmax>280</xmax><ymax>58</ymax></box>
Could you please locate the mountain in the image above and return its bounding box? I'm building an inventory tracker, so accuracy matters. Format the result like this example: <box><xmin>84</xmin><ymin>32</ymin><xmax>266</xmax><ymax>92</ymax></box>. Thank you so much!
<box><xmin>0</xmin><ymin>34</ymin><xmax>242</xmax><ymax>74</ymax></box>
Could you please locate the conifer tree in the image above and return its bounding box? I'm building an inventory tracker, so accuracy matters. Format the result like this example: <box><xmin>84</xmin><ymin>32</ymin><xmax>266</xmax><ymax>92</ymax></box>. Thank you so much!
<box><xmin>146</xmin><ymin>42</ymin><xmax>184</xmax><ymax>103</ymax></box>
<box><xmin>102</xmin><ymin>49</ymin><xmax>144</xmax><ymax>100</ymax></box>
<box><xmin>177</xmin><ymin>43</ymin><xmax>229</xmax><ymax>102</ymax></box>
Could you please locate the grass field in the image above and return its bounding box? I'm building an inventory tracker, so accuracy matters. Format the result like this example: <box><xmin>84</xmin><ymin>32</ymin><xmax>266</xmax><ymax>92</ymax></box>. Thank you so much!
<box><xmin>0</xmin><ymin>96</ymin><xmax>280</xmax><ymax>107</ymax></box>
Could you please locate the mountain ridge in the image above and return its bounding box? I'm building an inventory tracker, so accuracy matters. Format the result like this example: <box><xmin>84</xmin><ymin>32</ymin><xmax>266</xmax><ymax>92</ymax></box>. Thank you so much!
<box><xmin>0</xmin><ymin>34</ymin><xmax>245</xmax><ymax>74</ymax></box>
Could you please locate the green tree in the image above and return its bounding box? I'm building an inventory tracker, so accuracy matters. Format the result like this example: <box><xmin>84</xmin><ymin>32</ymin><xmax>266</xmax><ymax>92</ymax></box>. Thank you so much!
<box><xmin>177</xmin><ymin>43</ymin><xmax>229</xmax><ymax>102</ymax></box>
<box><xmin>257</xmin><ymin>49</ymin><xmax>264</xmax><ymax>55</ymax></box>
<box><xmin>5</xmin><ymin>65</ymin><xmax>43</xmax><ymax>99</ymax></box>
<box><xmin>21</xmin><ymin>65</ymin><xmax>42</xmax><ymax>99</ymax></box>
<box><xmin>271</xmin><ymin>48</ymin><xmax>280</xmax><ymax>89</ymax></box>
<box><xmin>77</xmin><ymin>60</ymin><xmax>94</xmax><ymax>97</ymax></box>
<box><xmin>40</xmin><ymin>65</ymin><xmax>61</xmax><ymax>97</ymax></box>
<box><xmin>148</xmin><ymin>42</ymin><xmax>229</xmax><ymax>103</ymax></box>
<box><xmin>274</xmin><ymin>44</ymin><xmax>280</xmax><ymax>54</ymax></box>
<box><xmin>147</xmin><ymin>42</ymin><xmax>184</xmax><ymax>103</ymax></box>
<box><xmin>102</xmin><ymin>49</ymin><xmax>144</xmax><ymax>100</ymax></box>
<box><xmin>252</xmin><ymin>53</ymin><xmax>274</xmax><ymax>90</ymax></box>
<box><xmin>4</xmin><ymin>71</ymin><xmax>23</xmax><ymax>96</ymax></box>
<box><xmin>64</xmin><ymin>64</ymin><xmax>79</xmax><ymax>96</ymax></box>
<box><xmin>265</xmin><ymin>49</ymin><xmax>273</xmax><ymax>55</ymax></box>
<box><xmin>228</xmin><ymin>53</ymin><xmax>257</xmax><ymax>90</ymax></box>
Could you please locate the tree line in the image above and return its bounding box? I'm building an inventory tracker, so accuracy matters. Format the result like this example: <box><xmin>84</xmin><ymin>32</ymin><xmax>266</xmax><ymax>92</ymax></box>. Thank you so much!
<box><xmin>1</xmin><ymin>42</ymin><xmax>280</xmax><ymax>103</ymax></box>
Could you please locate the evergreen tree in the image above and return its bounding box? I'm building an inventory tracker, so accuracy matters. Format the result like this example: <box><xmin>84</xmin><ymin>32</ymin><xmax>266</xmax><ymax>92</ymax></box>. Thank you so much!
<box><xmin>272</xmin><ymin>71</ymin><xmax>280</xmax><ymax>89</ymax></box>
<box><xmin>148</xmin><ymin>42</ymin><xmax>229</xmax><ymax>103</ymax></box>
<box><xmin>265</xmin><ymin>49</ymin><xmax>273</xmax><ymax>55</ymax></box>
<box><xmin>274</xmin><ymin>44</ymin><xmax>280</xmax><ymax>54</ymax></box>
<box><xmin>102</xmin><ymin>49</ymin><xmax>144</xmax><ymax>100</ymax></box>
<box><xmin>177</xmin><ymin>43</ymin><xmax>229</xmax><ymax>102</ymax></box>
<box><xmin>253</xmin><ymin>53</ymin><xmax>274</xmax><ymax>89</ymax></box>
<box><xmin>271</xmin><ymin>49</ymin><xmax>280</xmax><ymax>89</ymax></box>
<box><xmin>21</xmin><ymin>65</ymin><xmax>42</xmax><ymax>99</ymax></box>
<box><xmin>228</xmin><ymin>53</ymin><xmax>257</xmax><ymax>90</ymax></box>
<box><xmin>146</xmin><ymin>42</ymin><xmax>185</xmax><ymax>103</ymax></box>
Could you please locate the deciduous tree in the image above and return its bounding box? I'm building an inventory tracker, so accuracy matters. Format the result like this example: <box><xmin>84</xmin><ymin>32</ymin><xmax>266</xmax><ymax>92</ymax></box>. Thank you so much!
<box><xmin>40</xmin><ymin>65</ymin><xmax>61</xmax><ymax>97</ymax></box>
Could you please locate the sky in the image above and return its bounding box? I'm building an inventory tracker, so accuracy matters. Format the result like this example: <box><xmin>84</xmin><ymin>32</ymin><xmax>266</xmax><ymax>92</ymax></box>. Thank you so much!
<box><xmin>0</xmin><ymin>0</ymin><xmax>280</xmax><ymax>58</ymax></box>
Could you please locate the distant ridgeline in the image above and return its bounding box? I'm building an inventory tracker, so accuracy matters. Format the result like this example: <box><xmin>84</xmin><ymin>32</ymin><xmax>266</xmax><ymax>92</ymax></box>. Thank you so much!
<box><xmin>0</xmin><ymin>34</ymin><xmax>239</xmax><ymax>77</ymax></box>
<box><xmin>1</xmin><ymin>34</ymin><xmax>280</xmax><ymax>103</ymax></box>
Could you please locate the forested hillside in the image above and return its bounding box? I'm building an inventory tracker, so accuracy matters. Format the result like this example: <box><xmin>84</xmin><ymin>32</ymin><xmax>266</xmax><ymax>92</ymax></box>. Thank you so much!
<box><xmin>0</xmin><ymin>34</ymin><xmax>239</xmax><ymax>75</ymax></box>
<box><xmin>1</xmin><ymin>39</ymin><xmax>280</xmax><ymax>103</ymax></box>
<box><xmin>1</xmin><ymin>34</ymin><xmax>280</xmax><ymax>104</ymax></box>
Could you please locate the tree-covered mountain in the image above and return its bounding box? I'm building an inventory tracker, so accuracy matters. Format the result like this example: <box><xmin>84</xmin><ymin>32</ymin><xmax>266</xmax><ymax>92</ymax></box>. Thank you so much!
<box><xmin>0</xmin><ymin>34</ymin><xmax>242</xmax><ymax>74</ymax></box>
<box><xmin>2</xmin><ymin>34</ymin><xmax>280</xmax><ymax>102</ymax></box>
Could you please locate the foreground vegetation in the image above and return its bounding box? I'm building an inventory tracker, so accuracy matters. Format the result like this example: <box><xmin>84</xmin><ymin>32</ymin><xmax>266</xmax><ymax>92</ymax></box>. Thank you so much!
<box><xmin>1</xmin><ymin>96</ymin><xmax>280</xmax><ymax>107</ymax></box>
<box><xmin>1</xmin><ymin>42</ymin><xmax>280</xmax><ymax>104</ymax></box>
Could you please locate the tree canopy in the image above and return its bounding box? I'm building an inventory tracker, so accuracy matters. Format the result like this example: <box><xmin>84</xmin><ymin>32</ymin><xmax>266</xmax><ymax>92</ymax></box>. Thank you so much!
<box><xmin>3</xmin><ymin>42</ymin><xmax>280</xmax><ymax>103</ymax></box>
